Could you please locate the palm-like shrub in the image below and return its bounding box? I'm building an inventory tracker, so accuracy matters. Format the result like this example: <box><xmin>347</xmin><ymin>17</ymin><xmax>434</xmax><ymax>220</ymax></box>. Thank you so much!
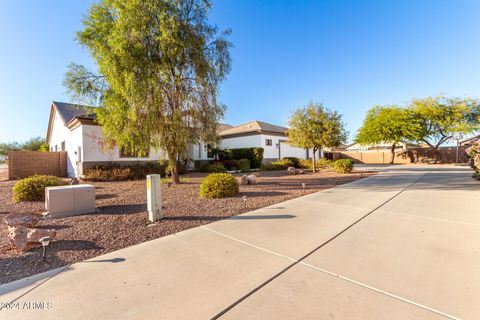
<box><xmin>199</xmin><ymin>173</ymin><xmax>239</xmax><ymax>198</ymax></box>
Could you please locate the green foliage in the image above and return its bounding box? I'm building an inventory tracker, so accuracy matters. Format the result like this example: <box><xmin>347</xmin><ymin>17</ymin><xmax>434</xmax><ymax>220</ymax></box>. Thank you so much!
<box><xmin>13</xmin><ymin>175</ymin><xmax>66</xmax><ymax>202</ymax></box>
<box><xmin>356</xmin><ymin>106</ymin><xmax>422</xmax><ymax>146</ymax></box>
<box><xmin>355</xmin><ymin>106</ymin><xmax>422</xmax><ymax>164</ymax></box>
<box><xmin>261</xmin><ymin>159</ymin><xmax>293</xmax><ymax>171</ymax></box>
<box><xmin>220</xmin><ymin>148</ymin><xmax>264</xmax><ymax>168</ymax></box>
<box><xmin>83</xmin><ymin>162</ymin><xmax>168</xmax><ymax>181</ymax></box>
<box><xmin>222</xmin><ymin>159</ymin><xmax>238</xmax><ymax>171</ymax></box>
<box><xmin>316</xmin><ymin>158</ymin><xmax>333</xmax><ymax>169</ymax></box>
<box><xmin>410</xmin><ymin>95</ymin><xmax>480</xmax><ymax>150</ymax></box>
<box><xmin>236</xmin><ymin>159</ymin><xmax>251</xmax><ymax>172</ymax></box>
<box><xmin>333</xmin><ymin>159</ymin><xmax>354</xmax><ymax>174</ymax></box>
<box><xmin>199</xmin><ymin>162</ymin><xmax>227</xmax><ymax>173</ymax></box>
<box><xmin>21</xmin><ymin>137</ymin><xmax>46</xmax><ymax>151</ymax></box>
<box><xmin>465</xmin><ymin>138</ymin><xmax>480</xmax><ymax>173</ymax></box>
<box><xmin>0</xmin><ymin>141</ymin><xmax>21</xmax><ymax>157</ymax></box>
<box><xmin>38</xmin><ymin>143</ymin><xmax>49</xmax><ymax>152</ymax></box>
<box><xmin>199</xmin><ymin>173</ymin><xmax>239</xmax><ymax>198</ymax></box>
<box><xmin>297</xmin><ymin>158</ymin><xmax>332</xmax><ymax>170</ymax></box>
<box><xmin>65</xmin><ymin>0</ymin><xmax>232</xmax><ymax>183</ymax></box>
<box><xmin>288</xmin><ymin>101</ymin><xmax>346</xmax><ymax>172</ymax></box>
<box><xmin>282</xmin><ymin>157</ymin><xmax>300</xmax><ymax>167</ymax></box>
<box><xmin>297</xmin><ymin>159</ymin><xmax>313</xmax><ymax>169</ymax></box>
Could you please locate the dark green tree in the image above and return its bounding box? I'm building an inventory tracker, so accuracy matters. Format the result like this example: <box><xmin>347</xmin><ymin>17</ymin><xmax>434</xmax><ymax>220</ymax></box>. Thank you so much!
<box><xmin>355</xmin><ymin>106</ymin><xmax>422</xmax><ymax>164</ymax></box>
<box><xmin>64</xmin><ymin>0</ymin><xmax>231</xmax><ymax>183</ymax></box>
<box><xmin>287</xmin><ymin>102</ymin><xmax>347</xmax><ymax>172</ymax></box>
<box><xmin>410</xmin><ymin>95</ymin><xmax>480</xmax><ymax>157</ymax></box>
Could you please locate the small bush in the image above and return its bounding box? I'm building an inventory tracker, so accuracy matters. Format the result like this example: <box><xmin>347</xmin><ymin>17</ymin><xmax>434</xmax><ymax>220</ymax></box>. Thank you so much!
<box><xmin>83</xmin><ymin>162</ymin><xmax>168</xmax><ymax>181</ymax></box>
<box><xmin>13</xmin><ymin>175</ymin><xmax>66</xmax><ymax>202</ymax></box>
<box><xmin>219</xmin><ymin>147</ymin><xmax>264</xmax><ymax>168</ymax></box>
<box><xmin>298</xmin><ymin>159</ymin><xmax>313</xmax><ymax>169</ymax></box>
<box><xmin>333</xmin><ymin>159</ymin><xmax>354</xmax><ymax>174</ymax></box>
<box><xmin>83</xmin><ymin>165</ymin><xmax>132</xmax><ymax>181</ymax></box>
<box><xmin>237</xmin><ymin>159</ymin><xmax>250</xmax><ymax>172</ymax></box>
<box><xmin>316</xmin><ymin>158</ymin><xmax>333</xmax><ymax>169</ymax></box>
<box><xmin>222</xmin><ymin>159</ymin><xmax>238</xmax><ymax>171</ymax></box>
<box><xmin>282</xmin><ymin>157</ymin><xmax>300</xmax><ymax>167</ymax></box>
<box><xmin>199</xmin><ymin>162</ymin><xmax>227</xmax><ymax>173</ymax></box>
<box><xmin>261</xmin><ymin>159</ymin><xmax>293</xmax><ymax>171</ymax></box>
<box><xmin>199</xmin><ymin>173</ymin><xmax>239</xmax><ymax>198</ymax></box>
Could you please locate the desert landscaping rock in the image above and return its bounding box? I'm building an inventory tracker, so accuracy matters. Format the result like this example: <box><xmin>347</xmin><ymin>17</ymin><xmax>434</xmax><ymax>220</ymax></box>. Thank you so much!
<box><xmin>7</xmin><ymin>226</ymin><xmax>57</xmax><ymax>251</ymax></box>
<box><xmin>4</xmin><ymin>212</ymin><xmax>40</xmax><ymax>228</ymax></box>
<box><xmin>0</xmin><ymin>170</ymin><xmax>372</xmax><ymax>284</ymax></box>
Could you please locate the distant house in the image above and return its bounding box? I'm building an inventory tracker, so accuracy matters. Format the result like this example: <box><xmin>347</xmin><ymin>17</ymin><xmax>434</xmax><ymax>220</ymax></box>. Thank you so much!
<box><xmin>46</xmin><ymin>102</ymin><xmax>320</xmax><ymax>177</ymax></box>
<box><xmin>460</xmin><ymin>134</ymin><xmax>480</xmax><ymax>146</ymax></box>
<box><xmin>219</xmin><ymin>120</ymin><xmax>321</xmax><ymax>161</ymax></box>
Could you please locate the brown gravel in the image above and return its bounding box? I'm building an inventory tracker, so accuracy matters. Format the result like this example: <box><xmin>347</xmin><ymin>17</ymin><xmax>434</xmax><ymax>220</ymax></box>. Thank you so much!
<box><xmin>0</xmin><ymin>170</ymin><xmax>374</xmax><ymax>284</ymax></box>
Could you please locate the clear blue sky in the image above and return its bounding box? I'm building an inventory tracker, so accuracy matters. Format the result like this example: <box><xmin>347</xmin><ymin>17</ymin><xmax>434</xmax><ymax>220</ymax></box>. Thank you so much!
<box><xmin>1</xmin><ymin>0</ymin><xmax>479</xmax><ymax>143</ymax></box>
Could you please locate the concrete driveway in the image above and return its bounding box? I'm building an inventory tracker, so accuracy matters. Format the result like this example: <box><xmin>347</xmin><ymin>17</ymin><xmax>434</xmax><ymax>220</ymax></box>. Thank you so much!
<box><xmin>0</xmin><ymin>165</ymin><xmax>478</xmax><ymax>319</ymax></box>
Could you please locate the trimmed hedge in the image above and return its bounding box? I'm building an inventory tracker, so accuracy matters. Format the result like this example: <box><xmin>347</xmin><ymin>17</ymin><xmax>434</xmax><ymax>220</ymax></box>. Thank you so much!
<box><xmin>13</xmin><ymin>175</ymin><xmax>67</xmax><ymax>202</ymax></box>
<box><xmin>220</xmin><ymin>148</ymin><xmax>264</xmax><ymax>168</ymax></box>
<box><xmin>237</xmin><ymin>159</ymin><xmax>250</xmax><ymax>172</ymax></box>
<box><xmin>199</xmin><ymin>173</ymin><xmax>239</xmax><ymax>198</ymax></box>
<box><xmin>199</xmin><ymin>162</ymin><xmax>227</xmax><ymax>173</ymax></box>
<box><xmin>83</xmin><ymin>162</ymin><xmax>168</xmax><ymax>181</ymax></box>
<box><xmin>333</xmin><ymin>159</ymin><xmax>354</xmax><ymax>173</ymax></box>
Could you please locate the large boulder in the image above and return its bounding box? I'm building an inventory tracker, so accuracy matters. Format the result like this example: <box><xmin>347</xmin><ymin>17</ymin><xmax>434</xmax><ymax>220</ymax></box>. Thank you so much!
<box><xmin>8</xmin><ymin>226</ymin><xmax>57</xmax><ymax>251</ymax></box>
<box><xmin>4</xmin><ymin>213</ymin><xmax>40</xmax><ymax>228</ymax></box>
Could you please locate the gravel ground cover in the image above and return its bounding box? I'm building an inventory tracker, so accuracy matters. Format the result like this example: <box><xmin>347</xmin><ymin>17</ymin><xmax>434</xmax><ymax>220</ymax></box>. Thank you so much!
<box><xmin>0</xmin><ymin>169</ymin><xmax>373</xmax><ymax>284</ymax></box>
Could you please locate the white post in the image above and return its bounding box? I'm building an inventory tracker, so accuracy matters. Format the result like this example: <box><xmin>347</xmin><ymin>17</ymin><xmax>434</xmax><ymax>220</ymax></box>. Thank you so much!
<box><xmin>147</xmin><ymin>174</ymin><xmax>162</xmax><ymax>222</ymax></box>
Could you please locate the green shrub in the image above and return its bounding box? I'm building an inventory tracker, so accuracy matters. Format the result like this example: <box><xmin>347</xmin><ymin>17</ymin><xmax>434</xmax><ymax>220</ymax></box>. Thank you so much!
<box><xmin>220</xmin><ymin>148</ymin><xmax>264</xmax><ymax>168</ymax></box>
<box><xmin>282</xmin><ymin>157</ymin><xmax>300</xmax><ymax>167</ymax></box>
<box><xmin>297</xmin><ymin>158</ymin><xmax>332</xmax><ymax>170</ymax></box>
<box><xmin>83</xmin><ymin>162</ymin><xmax>168</xmax><ymax>181</ymax></box>
<box><xmin>298</xmin><ymin>159</ymin><xmax>313</xmax><ymax>169</ymax></box>
<box><xmin>199</xmin><ymin>162</ymin><xmax>227</xmax><ymax>173</ymax></box>
<box><xmin>261</xmin><ymin>159</ymin><xmax>293</xmax><ymax>170</ymax></box>
<box><xmin>222</xmin><ymin>159</ymin><xmax>238</xmax><ymax>171</ymax></box>
<box><xmin>333</xmin><ymin>159</ymin><xmax>354</xmax><ymax>174</ymax></box>
<box><xmin>316</xmin><ymin>158</ymin><xmax>333</xmax><ymax>169</ymax></box>
<box><xmin>237</xmin><ymin>159</ymin><xmax>250</xmax><ymax>172</ymax></box>
<box><xmin>199</xmin><ymin>173</ymin><xmax>239</xmax><ymax>198</ymax></box>
<box><xmin>13</xmin><ymin>175</ymin><xmax>66</xmax><ymax>202</ymax></box>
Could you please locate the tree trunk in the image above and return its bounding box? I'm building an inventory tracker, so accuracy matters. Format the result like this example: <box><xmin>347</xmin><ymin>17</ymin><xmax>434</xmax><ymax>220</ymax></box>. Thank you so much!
<box><xmin>390</xmin><ymin>143</ymin><xmax>396</xmax><ymax>164</ymax></box>
<box><xmin>312</xmin><ymin>148</ymin><xmax>317</xmax><ymax>173</ymax></box>
<box><xmin>168</xmin><ymin>154</ymin><xmax>180</xmax><ymax>184</ymax></box>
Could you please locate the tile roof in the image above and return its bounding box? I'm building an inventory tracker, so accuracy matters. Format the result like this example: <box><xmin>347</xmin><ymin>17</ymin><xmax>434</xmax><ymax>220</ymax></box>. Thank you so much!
<box><xmin>219</xmin><ymin>120</ymin><xmax>287</xmax><ymax>136</ymax></box>
<box><xmin>52</xmin><ymin>101</ymin><xmax>96</xmax><ymax>123</ymax></box>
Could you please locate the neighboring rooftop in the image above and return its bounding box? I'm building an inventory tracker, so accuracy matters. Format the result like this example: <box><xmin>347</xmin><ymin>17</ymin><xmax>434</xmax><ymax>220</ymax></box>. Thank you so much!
<box><xmin>53</xmin><ymin>101</ymin><xmax>96</xmax><ymax>123</ymax></box>
<box><xmin>219</xmin><ymin>120</ymin><xmax>287</xmax><ymax>137</ymax></box>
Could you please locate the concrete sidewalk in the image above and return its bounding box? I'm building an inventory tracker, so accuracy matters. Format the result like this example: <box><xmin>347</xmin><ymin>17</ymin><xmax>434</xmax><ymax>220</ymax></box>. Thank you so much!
<box><xmin>1</xmin><ymin>165</ymin><xmax>478</xmax><ymax>319</ymax></box>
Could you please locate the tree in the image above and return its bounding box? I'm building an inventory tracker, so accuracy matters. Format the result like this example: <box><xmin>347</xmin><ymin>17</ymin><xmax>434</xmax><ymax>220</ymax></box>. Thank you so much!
<box><xmin>22</xmin><ymin>137</ymin><xmax>46</xmax><ymax>151</ymax></box>
<box><xmin>410</xmin><ymin>95</ymin><xmax>480</xmax><ymax>158</ymax></box>
<box><xmin>64</xmin><ymin>0</ymin><xmax>231</xmax><ymax>183</ymax></box>
<box><xmin>355</xmin><ymin>106</ymin><xmax>422</xmax><ymax>164</ymax></box>
<box><xmin>0</xmin><ymin>141</ymin><xmax>21</xmax><ymax>158</ymax></box>
<box><xmin>287</xmin><ymin>102</ymin><xmax>347</xmax><ymax>172</ymax></box>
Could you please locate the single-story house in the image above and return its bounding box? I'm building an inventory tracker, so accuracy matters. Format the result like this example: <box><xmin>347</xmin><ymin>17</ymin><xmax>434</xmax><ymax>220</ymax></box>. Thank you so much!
<box><xmin>46</xmin><ymin>102</ymin><xmax>319</xmax><ymax>177</ymax></box>
<box><xmin>219</xmin><ymin>121</ymin><xmax>321</xmax><ymax>161</ymax></box>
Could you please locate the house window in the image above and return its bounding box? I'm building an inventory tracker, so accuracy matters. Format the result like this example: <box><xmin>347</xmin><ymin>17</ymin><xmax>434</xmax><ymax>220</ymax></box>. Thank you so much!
<box><xmin>265</xmin><ymin>139</ymin><xmax>273</xmax><ymax>146</ymax></box>
<box><xmin>119</xmin><ymin>146</ymin><xmax>149</xmax><ymax>158</ymax></box>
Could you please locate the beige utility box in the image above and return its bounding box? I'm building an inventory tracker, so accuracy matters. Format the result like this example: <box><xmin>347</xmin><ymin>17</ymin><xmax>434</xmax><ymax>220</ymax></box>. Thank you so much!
<box><xmin>45</xmin><ymin>185</ymin><xmax>96</xmax><ymax>218</ymax></box>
